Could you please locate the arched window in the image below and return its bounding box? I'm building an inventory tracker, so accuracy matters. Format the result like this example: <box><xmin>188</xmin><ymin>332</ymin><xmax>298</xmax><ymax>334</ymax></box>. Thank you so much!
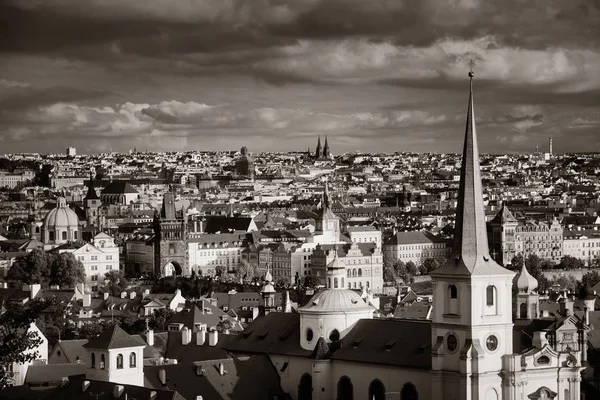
<box><xmin>449</xmin><ymin>285</ymin><xmax>458</xmax><ymax>299</ymax></box>
<box><xmin>348</xmin><ymin>282</ymin><xmax>351</xmax><ymax>289</ymax></box>
<box><xmin>520</xmin><ymin>303</ymin><xmax>527</xmax><ymax>318</ymax></box>
<box><xmin>369</xmin><ymin>379</ymin><xmax>386</xmax><ymax>400</ymax></box>
<box><xmin>347</xmin><ymin>269</ymin><xmax>351</xmax><ymax>277</ymax></box>
<box><xmin>341</xmin><ymin>277</ymin><xmax>344</xmax><ymax>287</ymax></box>
<box><xmin>401</xmin><ymin>382</ymin><xmax>418</xmax><ymax>400</ymax></box>
<box><xmin>100</xmin><ymin>354</ymin><xmax>105</xmax><ymax>369</ymax></box>
<box><xmin>74</xmin><ymin>231</ymin><xmax>78</xmax><ymax>240</ymax></box>
<box><xmin>337</xmin><ymin>376</ymin><xmax>353</xmax><ymax>400</ymax></box>
<box><xmin>328</xmin><ymin>278</ymin><xmax>332</xmax><ymax>289</ymax></box>
<box><xmin>358</xmin><ymin>268</ymin><xmax>362</xmax><ymax>277</ymax></box>
<box><xmin>353</xmin><ymin>282</ymin><xmax>356</xmax><ymax>289</ymax></box>
<box><xmin>352</xmin><ymin>269</ymin><xmax>357</xmax><ymax>277</ymax></box>
<box><xmin>298</xmin><ymin>373</ymin><xmax>312</xmax><ymax>400</ymax></box>
<box><xmin>486</xmin><ymin>285</ymin><xmax>496</xmax><ymax>306</ymax></box>
<box><xmin>366</xmin><ymin>281</ymin><xmax>369</xmax><ymax>289</ymax></box>
<box><xmin>334</xmin><ymin>277</ymin><xmax>338</xmax><ymax>288</ymax></box>
<box><xmin>129</xmin><ymin>352</ymin><xmax>136</xmax><ymax>367</ymax></box>
<box><xmin>116</xmin><ymin>354</ymin><xmax>124</xmax><ymax>369</ymax></box>
<box><xmin>62</xmin><ymin>231</ymin><xmax>67</xmax><ymax>240</ymax></box>
<box><xmin>91</xmin><ymin>352</ymin><xmax>96</xmax><ymax>368</ymax></box>
<box><xmin>49</xmin><ymin>231</ymin><xmax>55</xmax><ymax>241</ymax></box>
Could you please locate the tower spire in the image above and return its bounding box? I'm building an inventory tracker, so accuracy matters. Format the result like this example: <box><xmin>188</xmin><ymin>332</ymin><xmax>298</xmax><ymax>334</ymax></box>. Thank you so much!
<box><xmin>434</xmin><ymin>69</ymin><xmax>511</xmax><ymax>276</ymax></box>
<box><xmin>315</xmin><ymin>136</ymin><xmax>322</xmax><ymax>159</ymax></box>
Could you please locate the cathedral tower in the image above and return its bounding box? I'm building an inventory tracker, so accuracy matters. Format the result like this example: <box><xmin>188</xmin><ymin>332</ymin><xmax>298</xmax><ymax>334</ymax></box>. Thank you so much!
<box><xmin>429</xmin><ymin>72</ymin><xmax>515</xmax><ymax>400</ymax></box>
<box><xmin>314</xmin><ymin>181</ymin><xmax>340</xmax><ymax>244</ymax></box>
<box><xmin>314</xmin><ymin>136</ymin><xmax>322</xmax><ymax>159</ymax></box>
<box><xmin>84</xmin><ymin>174</ymin><xmax>101</xmax><ymax>227</ymax></box>
<box><xmin>322</xmin><ymin>136</ymin><xmax>330</xmax><ymax>159</ymax></box>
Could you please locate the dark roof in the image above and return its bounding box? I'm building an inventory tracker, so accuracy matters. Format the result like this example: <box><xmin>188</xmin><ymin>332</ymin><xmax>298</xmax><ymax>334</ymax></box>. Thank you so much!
<box><xmin>85</xmin><ymin>181</ymin><xmax>100</xmax><ymax>200</ymax></box>
<box><xmin>102</xmin><ymin>181</ymin><xmax>139</xmax><ymax>195</ymax></box>
<box><xmin>203</xmin><ymin>216</ymin><xmax>254</xmax><ymax>234</ymax></box>
<box><xmin>165</xmin><ymin>332</ymin><xmax>236</xmax><ymax>363</ymax></box>
<box><xmin>25</xmin><ymin>363</ymin><xmax>86</xmax><ymax>385</ymax></box>
<box><xmin>83</xmin><ymin>325</ymin><xmax>145</xmax><ymax>350</ymax></box>
<box><xmin>53</xmin><ymin>339</ymin><xmax>89</xmax><ymax>363</ymax></box>
<box><xmin>331</xmin><ymin>318</ymin><xmax>431</xmax><ymax>369</ymax></box>
<box><xmin>166</xmin><ymin>302</ymin><xmax>241</xmax><ymax>332</ymax></box>
<box><xmin>0</xmin><ymin>377</ymin><xmax>184</xmax><ymax>400</ymax></box>
<box><xmin>144</xmin><ymin>354</ymin><xmax>285</xmax><ymax>400</ymax></box>
<box><xmin>223</xmin><ymin>313</ymin><xmax>312</xmax><ymax>357</ymax></box>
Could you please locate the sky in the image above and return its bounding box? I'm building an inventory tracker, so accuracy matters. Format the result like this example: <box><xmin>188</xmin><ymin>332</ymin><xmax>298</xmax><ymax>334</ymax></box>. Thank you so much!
<box><xmin>0</xmin><ymin>0</ymin><xmax>599</xmax><ymax>155</ymax></box>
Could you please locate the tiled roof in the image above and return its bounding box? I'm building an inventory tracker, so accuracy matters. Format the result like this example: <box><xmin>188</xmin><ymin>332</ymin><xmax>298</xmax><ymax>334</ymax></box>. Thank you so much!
<box><xmin>83</xmin><ymin>325</ymin><xmax>145</xmax><ymax>350</ymax></box>
<box><xmin>25</xmin><ymin>363</ymin><xmax>86</xmax><ymax>384</ymax></box>
<box><xmin>331</xmin><ymin>318</ymin><xmax>431</xmax><ymax>369</ymax></box>
<box><xmin>164</xmin><ymin>332</ymin><xmax>235</xmax><ymax>363</ymax></box>
<box><xmin>223</xmin><ymin>313</ymin><xmax>312</xmax><ymax>357</ymax></box>
<box><xmin>144</xmin><ymin>354</ymin><xmax>285</xmax><ymax>400</ymax></box>
<box><xmin>53</xmin><ymin>339</ymin><xmax>89</xmax><ymax>363</ymax></box>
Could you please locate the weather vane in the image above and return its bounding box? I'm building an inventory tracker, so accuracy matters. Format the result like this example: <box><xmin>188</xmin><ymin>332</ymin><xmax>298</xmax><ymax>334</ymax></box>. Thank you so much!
<box><xmin>468</xmin><ymin>58</ymin><xmax>476</xmax><ymax>78</ymax></box>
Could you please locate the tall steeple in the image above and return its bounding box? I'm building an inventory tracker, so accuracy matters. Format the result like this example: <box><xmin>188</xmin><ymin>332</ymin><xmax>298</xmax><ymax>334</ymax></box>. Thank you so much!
<box><xmin>314</xmin><ymin>136</ymin><xmax>322</xmax><ymax>159</ymax></box>
<box><xmin>322</xmin><ymin>136</ymin><xmax>330</xmax><ymax>158</ymax></box>
<box><xmin>433</xmin><ymin>70</ymin><xmax>510</xmax><ymax>276</ymax></box>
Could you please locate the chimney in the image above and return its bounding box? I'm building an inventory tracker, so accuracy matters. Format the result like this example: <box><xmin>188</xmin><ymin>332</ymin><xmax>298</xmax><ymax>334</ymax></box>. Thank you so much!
<box><xmin>158</xmin><ymin>369</ymin><xmax>166</xmax><ymax>386</ymax></box>
<box><xmin>29</xmin><ymin>284</ymin><xmax>41</xmax><ymax>299</ymax></box>
<box><xmin>50</xmin><ymin>284</ymin><xmax>60</xmax><ymax>290</ymax></box>
<box><xmin>175</xmin><ymin>289</ymin><xmax>182</xmax><ymax>296</ymax></box>
<box><xmin>129</xmin><ymin>291</ymin><xmax>136</xmax><ymax>300</ymax></box>
<box><xmin>120</xmin><ymin>291</ymin><xmax>127</xmax><ymax>299</ymax></box>
<box><xmin>208</xmin><ymin>330</ymin><xmax>218</xmax><ymax>346</ymax></box>
<box><xmin>83</xmin><ymin>294</ymin><xmax>92</xmax><ymax>308</ymax></box>
<box><xmin>283</xmin><ymin>290</ymin><xmax>292</xmax><ymax>313</ymax></box>
<box><xmin>182</xmin><ymin>327</ymin><xmax>191</xmax><ymax>345</ymax></box>
<box><xmin>113</xmin><ymin>385</ymin><xmax>125</xmax><ymax>398</ymax></box>
<box><xmin>82</xmin><ymin>380</ymin><xmax>90</xmax><ymax>393</ymax></box>
<box><xmin>103</xmin><ymin>292</ymin><xmax>110</xmax><ymax>300</ymax></box>
<box><xmin>149</xmin><ymin>391</ymin><xmax>157</xmax><ymax>400</ymax></box>
<box><xmin>147</xmin><ymin>329</ymin><xmax>154</xmax><ymax>346</ymax></box>
<box><xmin>559</xmin><ymin>297</ymin><xmax>573</xmax><ymax>317</ymax></box>
<box><xmin>196</xmin><ymin>330</ymin><xmax>206</xmax><ymax>346</ymax></box>
<box><xmin>532</xmin><ymin>331</ymin><xmax>549</xmax><ymax>348</ymax></box>
<box><xmin>218</xmin><ymin>362</ymin><xmax>224</xmax><ymax>376</ymax></box>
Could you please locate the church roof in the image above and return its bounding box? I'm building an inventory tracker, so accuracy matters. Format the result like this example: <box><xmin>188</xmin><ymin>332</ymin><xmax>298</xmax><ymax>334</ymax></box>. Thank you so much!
<box><xmin>102</xmin><ymin>181</ymin><xmax>139</xmax><ymax>194</ymax></box>
<box><xmin>83</xmin><ymin>324</ymin><xmax>145</xmax><ymax>350</ymax></box>
<box><xmin>432</xmin><ymin>74</ymin><xmax>513</xmax><ymax>278</ymax></box>
<box><xmin>85</xmin><ymin>179</ymin><xmax>100</xmax><ymax>200</ymax></box>
<box><xmin>490</xmin><ymin>205</ymin><xmax>517</xmax><ymax>225</ymax></box>
<box><xmin>203</xmin><ymin>216</ymin><xmax>254</xmax><ymax>234</ymax></box>
<box><xmin>331</xmin><ymin>319</ymin><xmax>431</xmax><ymax>369</ymax></box>
<box><xmin>514</xmin><ymin>263</ymin><xmax>538</xmax><ymax>293</ymax></box>
<box><xmin>298</xmin><ymin>289</ymin><xmax>374</xmax><ymax>314</ymax></box>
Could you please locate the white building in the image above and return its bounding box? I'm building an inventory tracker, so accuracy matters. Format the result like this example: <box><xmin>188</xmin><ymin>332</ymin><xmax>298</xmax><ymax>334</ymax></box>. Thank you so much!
<box><xmin>42</xmin><ymin>197</ymin><xmax>80</xmax><ymax>248</ymax></box>
<box><xmin>6</xmin><ymin>322</ymin><xmax>48</xmax><ymax>387</ymax></box>
<box><xmin>383</xmin><ymin>230</ymin><xmax>450</xmax><ymax>266</ymax></box>
<box><xmin>84</xmin><ymin>325</ymin><xmax>145</xmax><ymax>387</ymax></box>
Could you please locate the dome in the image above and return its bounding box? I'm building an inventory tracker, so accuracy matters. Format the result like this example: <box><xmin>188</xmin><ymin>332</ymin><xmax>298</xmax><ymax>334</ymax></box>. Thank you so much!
<box><xmin>299</xmin><ymin>289</ymin><xmax>373</xmax><ymax>314</ymax></box>
<box><xmin>260</xmin><ymin>270</ymin><xmax>276</xmax><ymax>294</ymax></box>
<box><xmin>514</xmin><ymin>264</ymin><xmax>538</xmax><ymax>294</ymax></box>
<box><xmin>43</xmin><ymin>197</ymin><xmax>79</xmax><ymax>229</ymax></box>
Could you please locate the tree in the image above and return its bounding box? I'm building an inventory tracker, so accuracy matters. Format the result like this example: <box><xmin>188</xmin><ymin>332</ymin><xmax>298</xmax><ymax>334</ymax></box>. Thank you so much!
<box><xmin>214</xmin><ymin>265</ymin><xmax>226</xmax><ymax>277</ymax></box>
<box><xmin>0</xmin><ymin>302</ymin><xmax>45</xmax><ymax>389</ymax></box>
<box><xmin>235</xmin><ymin>260</ymin><xmax>257</xmax><ymax>283</ymax></box>
<box><xmin>6</xmin><ymin>249</ymin><xmax>51</xmax><ymax>285</ymax></box>
<box><xmin>149</xmin><ymin>308</ymin><xmax>175</xmax><ymax>331</ymax></box>
<box><xmin>383</xmin><ymin>266</ymin><xmax>397</xmax><ymax>283</ymax></box>
<box><xmin>393</xmin><ymin>260</ymin><xmax>406</xmax><ymax>278</ymax></box>
<box><xmin>303</xmin><ymin>275</ymin><xmax>320</xmax><ymax>289</ymax></box>
<box><xmin>405</xmin><ymin>261</ymin><xmax>418</xmax><ymax>276</ymax></box>
<box><xmin>49</xmin><ymin>253</ymin><xmax>85</xmax><ymax>288</ymax></box>
<box><xmin>102</xmin><ymin>270</ymin><xmax>129</xmax><ymax>297</ymax></box>
<box><xmin>510</xmin><ymin>254</ymin><xmax>524</xmax><ymax>271</ymax></box>
<box><xmin>216</xmin><ymin>318</ymin><xmax>234</xmax><ymax>333</ymax></box>
<box><xmin>558</xmin><ymin>255</ymin><xmax>585</xmax><ymax>270</ymax></box>
<box><xmin>421</xmin><ymin>258</ymin><xmax>441</xmax><ymax>275</ymax></box>
<box><xmin>577</xmin><ymin>271</ymin><xmax>600</xmax><ymax>295</ymax></box>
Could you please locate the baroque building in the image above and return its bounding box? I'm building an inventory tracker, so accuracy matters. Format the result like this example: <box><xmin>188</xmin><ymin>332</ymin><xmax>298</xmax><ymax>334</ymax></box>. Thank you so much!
<box><xmin>223</xmin><ymin>73</ymin><xmax>588</xmax><ymax>400</ymax></box>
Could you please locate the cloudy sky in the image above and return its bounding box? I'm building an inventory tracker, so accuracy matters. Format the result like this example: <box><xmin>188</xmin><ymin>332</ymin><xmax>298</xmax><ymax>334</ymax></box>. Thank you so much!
<box><xmin>1</xmin><ymin>0</ymin><xmax>599</xmax><ymax>154</ymax></box>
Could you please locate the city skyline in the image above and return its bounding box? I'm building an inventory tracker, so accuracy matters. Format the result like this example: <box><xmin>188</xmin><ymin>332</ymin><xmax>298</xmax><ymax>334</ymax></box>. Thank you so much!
<box><xmin>1</xmin><ymin>0</ymin><xmax>599</xmax><ymax>154</ymax></box>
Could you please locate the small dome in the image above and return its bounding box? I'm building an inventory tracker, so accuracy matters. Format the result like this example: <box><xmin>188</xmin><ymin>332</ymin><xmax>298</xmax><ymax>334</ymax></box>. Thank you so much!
<box><xmin>514</xmin><ymin>264</ymin><xmax>538</xmax><ymax>294</ymax></box>
<box><xmin>43</xmin><ymin>197</ymin><xmax>79</xmax><ymax>229</ymax></box>
<box><xmin>299</xmin><ymin>289</ymin><xmax>373</xmax><ymax>314</ymax></box>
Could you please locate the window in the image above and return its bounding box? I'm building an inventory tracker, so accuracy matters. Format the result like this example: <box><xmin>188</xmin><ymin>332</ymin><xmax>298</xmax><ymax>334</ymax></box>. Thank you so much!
<box><xmin>62</xmin><ymin>231</ymin><xmax>67</xmax><ymax>240</ymax></box>
<box><xmin>106</xmin><ymin>255</ymin><xmax>112</xmax><ymax>260</ymax></box>
<box><xmin>306</xmin><ymin>328</ymin><xmax>314</xmax><ymax>342</ymax></box>
<box><xmin>91</xmin><ymin>256</ymin><xmax>98</xmax><ymax>261</ymax></box>
<box><xmin>106</xmin><ymin>265</ymin><xmax>112</xmax><ymax>270</ymax></box>
<box><xmin>358</xmin><ymin>268</ymin><xmax>362</xmax><ymax>277</ymax></box>
<box><xmin>91</xmin><ymin>352</ymin><xmax>96</xmax><ymax>368</ymax></box>
<box><xmin>334</xmin><ymin>277</ymin><xmax>338</xmax><ymax>288</ymax></box>
<box><xmin>49</xmin><ymin>231</ymin><xmax>55</xmax><ymax>241</ymax></box>
<box><xmin>449</xmin><ymin>285</ymin><xmax>457</xmax><ymax>299</ymax></box>
<box><xmin>447</xmin><ymin>334</ymin><xmax>458</xmax><ymax>352</ymax></box>
<box><xmin>486</xmin><ymin>286</ymin><xmax>496</xmax><ymax>306</ymax></box>
<box><xmin>486</xmin><ymin>335</ymin><xmax>498</xmax><ymax>351</ymax></box>
<box><xmin>100</xmin><ymin>354</ymin><xmax>105</xmax><ymax>369</ymax></box>
<box><xmin>537</xmin><ymin>355</ymin><xmax>550</xmax><ymax>365</ymax></box>
<box><xmin>74</xmin><ymin>231</ymin><xmax>78</xmax><ymax>240</ymax></box>
<box><xmin>116</xmin><ymin>354</ymin><xmax>123</xmax><ymax>369</ymax></box>
<box><xmin>77</xmin><ymin>256</ymin><xmax>84</xmax><ymax>261</ymax></box>
<box><xmin>129</xmin><ymin>352</ymin><xmax>136</xmax><ymax>368</ymax></box>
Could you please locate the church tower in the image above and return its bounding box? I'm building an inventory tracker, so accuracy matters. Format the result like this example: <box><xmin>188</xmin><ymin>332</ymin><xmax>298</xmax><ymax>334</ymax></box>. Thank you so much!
<box><xmin>84</xmin><ymin>174</ymin><xmax>101</xmax><ymax>227</ymax></box>
<box><xmin>154</xmin><ymin>192</ymin><xmax>189</xmax><ymax>277</ymax></box>
<box><xmin>314</xmin><ymin>181</ymin><xmax>340</xmax><ymax>244</ymax></box>
<box><xmin>429</xmin><ymin>72</ymin><xmax>515</xmax><ymax>400</ymax></box>
<box><xmin>314</xmin><ymin>136</ymin><xmax>322</xmax><ymax>159</ymax></box>
<box><xmin>322</xmin><ymin>136</ymin><xmax>330</xmax><ymax>159</ymax></box>
<box><xmin>488</xmin><ymin>205</ymin><xmax>518</xmax><ymax>266</ymax></box>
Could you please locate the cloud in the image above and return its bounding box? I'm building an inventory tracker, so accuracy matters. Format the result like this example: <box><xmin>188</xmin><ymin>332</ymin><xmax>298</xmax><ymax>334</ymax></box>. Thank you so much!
<box><xmin>0</xmin><ymin>78</ymin><xmax>29</xmax><ymax>88</ymax></box>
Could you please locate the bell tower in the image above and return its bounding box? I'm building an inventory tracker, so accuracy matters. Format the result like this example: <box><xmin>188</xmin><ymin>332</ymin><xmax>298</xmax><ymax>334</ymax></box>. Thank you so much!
<box><xmin>429</xmin><ymin>71</ymin><xmax>515</xmax><ymax>400</ymax></box>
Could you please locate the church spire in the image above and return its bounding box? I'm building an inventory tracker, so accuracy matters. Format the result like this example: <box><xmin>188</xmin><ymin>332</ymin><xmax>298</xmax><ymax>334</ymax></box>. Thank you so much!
<box><xmin>315</xmin><ymin>136</ymin><xmax>322</xmax><ymax>159</ymax></box>
<box><xmin>433</xmin><ymin>69</ymin><xmax>511</xmax><ymax>276</ymax></box>
<box><xmin>323</xmin><ymin>136</ymin><xmax>330</xmax><ymax>158</ymax></box>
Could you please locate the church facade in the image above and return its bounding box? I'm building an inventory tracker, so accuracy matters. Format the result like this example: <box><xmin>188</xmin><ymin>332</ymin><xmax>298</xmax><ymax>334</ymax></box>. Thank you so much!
<box><xmin>224</xmin><ymin>74</ymin><xmax>588</xmax><ymax>400</ymax></box>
